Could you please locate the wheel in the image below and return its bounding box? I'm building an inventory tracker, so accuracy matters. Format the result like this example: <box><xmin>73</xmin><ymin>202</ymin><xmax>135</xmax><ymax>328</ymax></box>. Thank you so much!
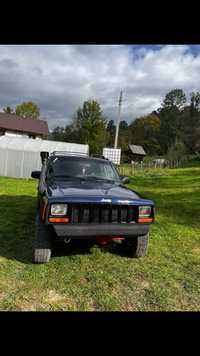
<box><xmin>122</xmin><ymin>233</ymin><xmax>149</xmax><ymax>258</ymax></box>
<box><xmin>33</xmin><ymin>223</ymin><xmax>52</xmax><ymax>264</ymax></box>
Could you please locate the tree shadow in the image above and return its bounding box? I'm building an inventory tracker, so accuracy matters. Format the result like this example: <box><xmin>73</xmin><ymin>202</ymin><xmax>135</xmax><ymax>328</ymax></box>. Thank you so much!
<box><xmin>0</xmin><ymin>195</ymin><xmax>106</xmax><ymax>264</ymax></box>
<box><xmin>0</xmin><ymin>194</ymin><xmax>128</xmax><ymax>263</ymax></box>
<box><xmin>0</xmin><ymin>195</ymin><xmax>37</xmax><ymax>264</ymax></box>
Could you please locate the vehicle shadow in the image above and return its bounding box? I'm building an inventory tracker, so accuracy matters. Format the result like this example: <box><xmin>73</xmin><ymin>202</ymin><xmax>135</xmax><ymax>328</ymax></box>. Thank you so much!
<box><xmin>52</xmin><ymin>240</ymin><xmax>94</xmax><ymax>258</ymax></box>
<box><xmin>0</xmin><ymin>195</ymin><xmax>120</xmax><ymax>264</ymax></box>
<box><xmin>52</xmin><ymin>241</ymin><xmax>129</xmax><ymax>259</ymax></box>
<box><xmin>100</xmin><ymin>242</ymin><xmax>131</xmax><ymax>258</ymax></box>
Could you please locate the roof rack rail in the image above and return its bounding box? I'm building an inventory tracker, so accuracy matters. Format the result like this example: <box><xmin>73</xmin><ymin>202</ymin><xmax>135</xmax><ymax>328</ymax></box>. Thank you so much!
<box><xmin>50</xmin><ymin>151</ymin><xmax>88</xmax><ymax>157</ymax></box>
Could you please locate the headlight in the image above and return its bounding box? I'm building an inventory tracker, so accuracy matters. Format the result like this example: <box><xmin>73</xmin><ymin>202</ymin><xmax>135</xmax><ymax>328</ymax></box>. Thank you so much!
<box><xmin>139</xmin><ymin>206</ymin><xmax>151</xmax><ymax>217</ymax></box>
<box><xmin>51</xmin><ymin>204</ymin><xmax>68</xmax><ymax>216</ymax></box>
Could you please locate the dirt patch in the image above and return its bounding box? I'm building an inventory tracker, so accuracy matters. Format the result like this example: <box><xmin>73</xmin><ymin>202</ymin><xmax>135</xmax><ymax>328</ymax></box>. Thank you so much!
<box><xmin>45</xmin><ymin>290</ymin><xmax>65</xmax><ymax>303</ymax></box>
<box><xmin>16</xmin><ymin>300</ymin><xmax>43</xmax><ymax>311</ymax></box>
<box><xmin>14</xmin><ymin>289</ymin><xmax>77</xmax><ymax>311</ymax></box>
<box><xmin>192</xmin><ymin>247</ymin><xmax>200</xmax><ymax>256</ymax></box>
<box><xmin>44</xmin><ymin>289</ymin><xmax>77</xmax><ymax>310</ymax></box>
<box><xmin>0</xmin><ymin>292</ymin><xmax>6</xmax><ymax>302</ymax></box>
<box><xmin>141</xmin><ymin>281</ymin><xmax>150</xmax><ymax>289</ymax></box>
<box><xmin>79</xmin><ymin>277</ymin><xmax>89</xmax><ymax>285</ymax></box>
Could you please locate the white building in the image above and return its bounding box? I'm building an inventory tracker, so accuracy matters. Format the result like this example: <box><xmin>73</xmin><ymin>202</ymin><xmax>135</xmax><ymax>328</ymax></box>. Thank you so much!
<box><xmin>0</xmin><ymin>136</ymin><xmax>89</xmax><ymax>179</ymax></box>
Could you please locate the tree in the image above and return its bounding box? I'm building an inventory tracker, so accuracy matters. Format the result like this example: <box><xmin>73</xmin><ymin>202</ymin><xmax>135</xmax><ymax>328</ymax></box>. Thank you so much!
<box><xmin>181</xmin><ymin>92</ymin><xmax>200</xmax><ymax>153</ymax></box>
<box><xmin>119</xmin><ymin>120</ymin><xmax>128</xmax><ymax>130</ymax></box>
<box><xmin>50</xmin><ymin>123</ymin><xmax>80</xmax><ymax>143</ymax></box>
<box><xmin>107</xmin><ymin>119</ymin><xmax>116</xmax><ymax>133</ymax></box>
<box><xmin>106</xmin><ymin>119</ymin><xmax>116</xmax><ymax>147</ymax></box>
<box><xmin>15</xmin><ymin>101</ymin><xmax>40</xmax><ymax>119</ymax></box>
<box><xmin>190</xmin><ymin>92</ymin><xmax>200</xmax><ymax>110</ymax></box>
<box><xmin>72</xmin><ymin>100</ymin><xmax>107</xmax><ymax>154</ymax></box>
<box><xmin>194</xmin><ymin>127</ymin><xmax>200</xmax><ymax>153</ymax></box>
<box><xmin>50</xmin><ymin>126</ymin><xmax>65</xmax><ymax>141</ymax></box>
<box><xmin>129</xmin><ymin>114</ymin><xmax>161</xmax><ymax>155</ymax></box>
<box><xmin>3</xmin><ymin>106</ymin><xmax>14</xmax><ymax>114</ymax></box>
<box><xmin>158</xmin><ymin>89</ymin><xmax>187</xmax><ymax>153</ymax></box>
<box><xmin>162</xmin><ymin>89</ymin><xmax>186</xmax><ymax>111</ymax></box>
<box><xmin>118</xmin><ymin>120</ymin><xmax>130</xmax><ymax>160</ymax></box>
<box><xmin>166</xmin><ymin>140</ymin><xmax>187</xmax><ymax>161</ymax></box>
<box><xmin>106</xmin><ymin>119</ymin><xmax>129</xmax><ymax>151</ymax></box>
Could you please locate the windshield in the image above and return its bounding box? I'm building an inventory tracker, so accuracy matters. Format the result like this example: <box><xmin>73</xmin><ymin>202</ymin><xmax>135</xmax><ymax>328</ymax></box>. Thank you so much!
<box><xmin>46</xmin><ymin>156</ymin><xmax>120</xmax><ymax>182</ymax></box>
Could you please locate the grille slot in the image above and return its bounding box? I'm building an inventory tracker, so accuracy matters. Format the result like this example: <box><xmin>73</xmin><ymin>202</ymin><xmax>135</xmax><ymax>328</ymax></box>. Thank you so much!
<box><xmin>121</xmin><ymin>206</ymin><xmax>128</xmax><ymax>223</ymax></box>
<box><xmin>111</xmin><ymin>208</ymin><xmax>118</xmax><ymax>223</ymax></box>
<box><xmin>70</xmin><ymin>204</ymin><xmax>136</xmax><ymax>224</ymax></box>
<box><xmin>101</xmin><ymin>207</ymin><xmax>110</xmax><ymax>223</ymax></box>
<box><xmin>82</xmin><ymin>207</ymin><xmax>89</xmax><ymax>223</ymax></box>
<box><xmin>71</xmin><ymin>207</ymin><xmax>79</xmax><ymax>223</ymax></box>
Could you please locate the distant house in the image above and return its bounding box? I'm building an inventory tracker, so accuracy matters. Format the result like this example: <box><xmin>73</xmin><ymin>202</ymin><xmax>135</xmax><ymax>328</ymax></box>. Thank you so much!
<box><xmin>128</xmin><ymin>144</ymin><xmax>146</xmax><ymax>162</ymax></box>
<box><xmin>0</xmin><ymin>112</ymin><xmax>49</xmax><ymax>139</ymax></box>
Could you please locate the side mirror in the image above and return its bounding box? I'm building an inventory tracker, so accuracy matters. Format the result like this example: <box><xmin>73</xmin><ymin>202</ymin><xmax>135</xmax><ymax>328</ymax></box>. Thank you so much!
<box><xmin>120</xmin><ymin>176</ymin><xmax>130</xmax><ymax>184</ymax></box>
<box><xmin>31</xmin><ymin>171</ymin><xmax>41</xmax><ymax>179</ymax></box>
<box><xmin>40</xmin><ymin>151</ymin><xmax>49</xmax><ymax>164</ymax></box>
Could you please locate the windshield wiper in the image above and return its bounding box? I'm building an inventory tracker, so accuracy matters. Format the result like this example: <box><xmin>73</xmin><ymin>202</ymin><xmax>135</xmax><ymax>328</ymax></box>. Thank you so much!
<box><xmin>50</xmin><ymin>175</ymin><xmax>81</xmax><ymax>179</ymax></box>
<box><xmin>53</xmin><ymin>175</ymin><xmax>107</xmax><ymax>181</ymax></box>
<box><xmin>48</xmin><ymin>175</ymin><xmax>118</xmax><ymax>183</ymax></box>
<box><xmin>80</xmin><ymin>176</ymin><xmax>117</xmax><ymax>183</ymax></box>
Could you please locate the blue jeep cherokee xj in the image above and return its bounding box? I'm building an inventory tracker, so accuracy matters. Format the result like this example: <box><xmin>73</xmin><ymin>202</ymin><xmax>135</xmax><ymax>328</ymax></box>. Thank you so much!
<box><xmin>31</xmin><ymin>151</ymin><xmax>155</xmax><ymax>263</ymax></box>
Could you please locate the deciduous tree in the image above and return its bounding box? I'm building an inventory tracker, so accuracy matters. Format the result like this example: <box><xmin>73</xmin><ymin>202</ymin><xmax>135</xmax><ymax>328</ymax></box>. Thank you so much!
<box><xmin>3</xmin><ymin>106</ymin><xmax>14</xmax><ymax>114</ymax></box>
<box><xmin>72</xmin><ymin>100</ymin><xmax>108</xmax><ymax>154</ymax></box>
<box><xmin>15</xmin><ymin>101</ymin><xmax>40</xmax><ymax>119</ymax></box>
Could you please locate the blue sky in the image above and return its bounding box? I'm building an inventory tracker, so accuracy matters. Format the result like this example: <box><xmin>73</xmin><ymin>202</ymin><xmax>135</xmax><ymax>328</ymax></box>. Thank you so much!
<box><xmin>0</xmin><ymin>44</ymin><xmax>200</xmax><ymax>130</ymax></box>
<box><xmin>130</xmin><ymin>44</ymin><xmax>200</xmax><ymax>54</ymax></box>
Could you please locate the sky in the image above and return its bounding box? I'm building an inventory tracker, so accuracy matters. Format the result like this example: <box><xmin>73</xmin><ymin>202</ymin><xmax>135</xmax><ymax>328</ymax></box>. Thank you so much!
<box><xmin>0</xmin><ymin>44</ymin><xmax>200</xmax><ymax>131</ymax></box>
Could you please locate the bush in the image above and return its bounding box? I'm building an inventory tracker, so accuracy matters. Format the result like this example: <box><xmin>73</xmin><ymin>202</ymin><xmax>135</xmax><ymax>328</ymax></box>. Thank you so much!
<box><xmin>166</xmin><ymin>141</ymin><xmax>187</xmax><ymax>161</ymax></box>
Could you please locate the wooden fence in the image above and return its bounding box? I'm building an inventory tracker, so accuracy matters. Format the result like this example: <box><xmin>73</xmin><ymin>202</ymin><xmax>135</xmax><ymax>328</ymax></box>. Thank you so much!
<box><xmin>118</xmin><ymin>159</ymin><xmax>188</xmax><ymax>176</ymax></box>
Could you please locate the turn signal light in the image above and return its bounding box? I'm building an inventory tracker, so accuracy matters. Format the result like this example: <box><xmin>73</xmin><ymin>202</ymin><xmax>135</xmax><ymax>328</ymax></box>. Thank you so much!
<box><xmin>138</xmin><ymin>217</ymin><xmax>153</xmax><ymax>223</ymax></box>
<box><xmin>49</xmin><ymin>217</ymin><xmax>69</xmax><ymax>223</ymax></box>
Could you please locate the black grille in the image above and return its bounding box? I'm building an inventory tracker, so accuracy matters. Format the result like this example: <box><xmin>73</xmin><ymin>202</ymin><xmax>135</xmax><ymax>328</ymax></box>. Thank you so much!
<box><xmin>68</xmin><ymin>204</ymin><xmax>136</xmax><ymax>224</ymax></box>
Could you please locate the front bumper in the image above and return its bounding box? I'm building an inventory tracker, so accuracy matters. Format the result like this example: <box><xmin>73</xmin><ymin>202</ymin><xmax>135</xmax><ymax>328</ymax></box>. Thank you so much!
<box><xmin>53</xmin><ymin>223</ymin><xmax>150</xmax><ymax>239</ymax></box>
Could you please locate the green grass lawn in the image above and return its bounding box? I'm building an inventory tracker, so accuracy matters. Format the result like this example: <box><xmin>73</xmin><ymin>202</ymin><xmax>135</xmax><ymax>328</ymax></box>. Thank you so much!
<box><xmin>0</xmin><ymin>167</ymin><xmax>200</xmax><ymax>311</ymax></box>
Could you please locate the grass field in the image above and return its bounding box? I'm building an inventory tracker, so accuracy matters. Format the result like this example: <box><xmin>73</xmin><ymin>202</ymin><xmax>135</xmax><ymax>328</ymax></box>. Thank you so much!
<box><xmin>0</xmin><ymin>167</ymin><xmax>200</xmax><ymax>311</ymax></box>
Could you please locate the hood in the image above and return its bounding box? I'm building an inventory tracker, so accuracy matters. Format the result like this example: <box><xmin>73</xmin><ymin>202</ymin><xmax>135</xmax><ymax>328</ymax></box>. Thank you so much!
<box><xmin>47</xmin><ymin>179</ymin><xmax>154</xmax><ymax>206</ymax></box>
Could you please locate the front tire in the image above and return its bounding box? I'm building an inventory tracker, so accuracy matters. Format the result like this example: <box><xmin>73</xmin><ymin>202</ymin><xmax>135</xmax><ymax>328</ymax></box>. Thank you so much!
<box><xmin>33</xmin><ymin>224</ymin><xmax>52</xmax><ymax>264</ymax></box>
<box><xmin>122</xmin><ymin>233</ymin><xmax>149</xmax><ymax>258</ymax></box>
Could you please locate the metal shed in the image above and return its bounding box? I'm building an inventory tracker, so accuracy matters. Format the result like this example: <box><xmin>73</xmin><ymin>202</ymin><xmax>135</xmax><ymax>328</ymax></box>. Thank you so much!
<box><xmin>0</xmin><ymin>136</ymin><xmax>89</xmax><ymax>179</ymax></box>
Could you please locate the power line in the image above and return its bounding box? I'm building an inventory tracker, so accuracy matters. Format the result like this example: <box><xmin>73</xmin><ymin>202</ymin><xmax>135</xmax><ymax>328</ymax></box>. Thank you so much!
<box><xmin>114</xmin><ymin>90</ymin><xmax>123</xmax><ymax>149</ymax></box>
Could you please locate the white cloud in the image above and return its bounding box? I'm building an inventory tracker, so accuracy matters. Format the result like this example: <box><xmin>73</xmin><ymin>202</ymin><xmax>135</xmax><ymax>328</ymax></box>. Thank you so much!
<box><xmin>0</xmin><ymin>44</ymin><xmax>200</xmax><ymax>130</ymax></box>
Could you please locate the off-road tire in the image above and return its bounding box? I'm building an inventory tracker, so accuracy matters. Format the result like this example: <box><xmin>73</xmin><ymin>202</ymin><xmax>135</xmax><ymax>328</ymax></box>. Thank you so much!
<box><xmin>33</xmin><ymin>224</ymin><xmax>52</xmax><ymax>264</ymax></box>
<box><xmin>122</xmin><ymin>233</ymin><xmax>149</xmax><ymax>258</ymax></box>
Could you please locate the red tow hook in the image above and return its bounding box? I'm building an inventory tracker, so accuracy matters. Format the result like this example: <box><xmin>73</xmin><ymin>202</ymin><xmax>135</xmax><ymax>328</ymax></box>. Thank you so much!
<box><xmin>96</xmin><ymin>237</ymin><xmax>111</xmax><ymax>246</ymax></box>
<box><xmin>111</xmin><ymin>236</ymin><xmax>125</xmax><ymax>241</ymax></box>
<box><xmin>96</xmin><ymin>236</ymin><xmax>125</xmax><ymax>246</ymax></box>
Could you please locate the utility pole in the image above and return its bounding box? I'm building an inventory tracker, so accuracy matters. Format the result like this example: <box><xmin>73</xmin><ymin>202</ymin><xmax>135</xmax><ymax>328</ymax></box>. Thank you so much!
<box><xmin>114</xmin><ymin>90</ymin><xmax>123</xmax><ymax>149</ymax></box>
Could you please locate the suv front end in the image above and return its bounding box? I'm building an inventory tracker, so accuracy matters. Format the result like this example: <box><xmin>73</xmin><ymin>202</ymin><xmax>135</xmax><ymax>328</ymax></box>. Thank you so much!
<box><xmin>31</xmin><ymin>151</ymin><xmax>155</xmax><ymax>263</ymax></box>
